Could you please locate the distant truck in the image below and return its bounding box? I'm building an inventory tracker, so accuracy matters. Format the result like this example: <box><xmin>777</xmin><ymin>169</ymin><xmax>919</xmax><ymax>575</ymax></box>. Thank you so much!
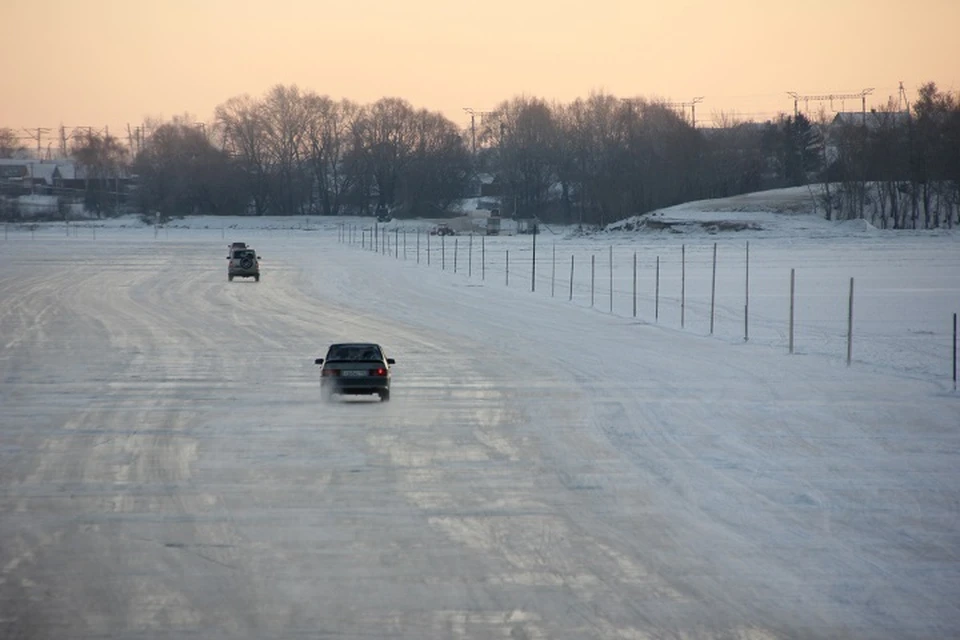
<box><xmin>486</xmin><ymin>210</ymin><xmax>501</xmax><ymax>236</ymax></box>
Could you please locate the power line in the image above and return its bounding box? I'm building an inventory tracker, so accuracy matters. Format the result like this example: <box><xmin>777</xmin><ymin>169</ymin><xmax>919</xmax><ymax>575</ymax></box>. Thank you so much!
<box><xmin>663</xmin><ymin>97</ymin><xmax>705</xmax><ymax>128</ymax></box>
<box><xmin>786</xmin><ymin>88</ymin><xmax>874</xmax><ymax>119</ymax></box>
<box><xmin>20</xmin><ymin>128</ymin><xmax>51</xmax><ymax>158</ymax></box>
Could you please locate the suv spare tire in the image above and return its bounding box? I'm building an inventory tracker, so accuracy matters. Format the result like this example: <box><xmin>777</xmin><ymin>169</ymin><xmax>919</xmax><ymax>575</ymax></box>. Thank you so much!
<box><xmin>240</xmin><ymin>256</ymin><xmax>254</xmax><ymax>270</ymax></box>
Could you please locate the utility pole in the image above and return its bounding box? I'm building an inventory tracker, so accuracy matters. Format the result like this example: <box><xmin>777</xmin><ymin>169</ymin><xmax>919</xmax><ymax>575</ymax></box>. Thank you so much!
<box><xmin>898</xmin><ymin>81</ymin><xmax>910</xmax><ymax>115</ymax></box>
<box><xmin>462</xmin><ymin>107</ymin><xmax>493</xmax><ymax>157</ymax></box>
<box><xmin>21</xmin><ymin>128</ymin><xmax>51</xmax><ymax>159</ymax></box>
<box><xmin>664</xmin><ymin>97</ymin><xmax>705</xmax><ymax>128</ymax></box>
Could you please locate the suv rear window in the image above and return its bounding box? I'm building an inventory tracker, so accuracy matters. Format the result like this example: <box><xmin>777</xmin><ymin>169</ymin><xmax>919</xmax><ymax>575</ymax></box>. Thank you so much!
<box><xmin>233</xmin><ymin>250</ymin><xmax>255</xmax><ymax>259</ymax></box>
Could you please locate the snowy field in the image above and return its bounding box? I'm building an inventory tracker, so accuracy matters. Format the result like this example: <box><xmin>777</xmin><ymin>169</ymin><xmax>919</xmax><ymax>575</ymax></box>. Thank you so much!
<box><xmin>1</xmin><ymin>197</ymin><xmax>959</xmax><ymax>639</ymax></box>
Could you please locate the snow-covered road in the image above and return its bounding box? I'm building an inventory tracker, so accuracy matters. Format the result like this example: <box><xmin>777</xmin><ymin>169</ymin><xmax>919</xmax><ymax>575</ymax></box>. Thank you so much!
<box><xmin>1</xmin><ymin>227</ymin><xmax>958</xmax><ymax>639</ymax></box>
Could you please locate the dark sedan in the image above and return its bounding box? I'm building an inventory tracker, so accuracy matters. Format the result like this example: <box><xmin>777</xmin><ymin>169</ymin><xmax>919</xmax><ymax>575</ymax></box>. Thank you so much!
<box><xmin>314</xmin><ymin>343</ymin><xmax>395</xmax><ymax>402</ymax></box>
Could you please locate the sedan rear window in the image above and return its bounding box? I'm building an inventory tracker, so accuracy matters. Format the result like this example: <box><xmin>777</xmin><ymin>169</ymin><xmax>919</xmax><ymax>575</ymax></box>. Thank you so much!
<box><xmin>327</xmin><ymin>346</ymin><xmax>382</xmax><ymax>361</ymax></box>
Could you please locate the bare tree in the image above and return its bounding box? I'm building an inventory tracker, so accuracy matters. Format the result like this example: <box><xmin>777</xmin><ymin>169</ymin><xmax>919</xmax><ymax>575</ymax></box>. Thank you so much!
<box><xmin>491</xmin><ymin>96</ymin><xmax>559</xmax><ymax>219</ymax></box>
<box><xmin>133</xmin><ymin>120</ymin><xmax>243</xmax><ymax>217</ymax></box>
<box><xmin>215</xmin><ymin>95</ymin><xmax>269</xmax><ymax>215</ymax></box>
<box><xmin>260</xmin><ymin>84</ymin><xmax>310</xmax><ymax>215</ymax></box>
<box><xmin>303</xmin><ymin>96</ymin><xmax>360</xmax><ymax>215</ymax></box>
<box><xmin>0</xmin><ymin>128</ymin><xmax>27</xmax><ymax>158</ymax></box>
<box><xmin>355</xmin><ymin>97</ymin><xmax>417</xmax><ymax>211</ymax></box>
<box><xmin>402</xmin><ymin>109</ymin><xmax>470</xmax><ymax>216</ymax></box>
<box><xmin>70</xmin><ymin>131</ymin><xmax>128</xmax><ymax>217</ymax></box>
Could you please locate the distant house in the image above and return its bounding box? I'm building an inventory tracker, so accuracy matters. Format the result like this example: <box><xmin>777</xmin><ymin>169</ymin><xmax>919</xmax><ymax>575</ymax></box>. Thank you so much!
<box><xmin>0</xmin><ymin>159</ymin><xmax>75</xmax><ymax>194</ymax></box>
<box><xmin>825</xmin><ymin>111</ymin><xmax>911</xmax><ymax>165</ymax></box>
<box><xmin>479</xmin><ymin>174</ymin><xmax>503</xmax><ymax>197</ymax></box>
<box><xmin>27</xmin><ymin>162</ymin><xmax>59</xmax><ymax>191</ymax></box>
<box><xmin>0</xmin><ymin>159</ymin><xmax>132</xmax><ymax>199</ymax></box>
<box><xmin>0</xmin><ymin>159</ymin><xmax>31</xmax><ymax>195</ymax></box>
<box><xmin>831</xmin><ymin>110</ymin><xmax>910</xmax><ymax>131</ymax></box>
<box><xmin>0</xmin><ymin>159</ymin><xmax>28</xmax><ymax>178</ymax></box>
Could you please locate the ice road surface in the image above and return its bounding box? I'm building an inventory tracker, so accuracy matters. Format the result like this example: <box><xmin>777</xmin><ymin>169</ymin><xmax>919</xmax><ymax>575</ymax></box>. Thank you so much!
<box><xmin>1</xmin><ymin>209</ymin><xmax>959</xmax><ymax>639</ymax></box>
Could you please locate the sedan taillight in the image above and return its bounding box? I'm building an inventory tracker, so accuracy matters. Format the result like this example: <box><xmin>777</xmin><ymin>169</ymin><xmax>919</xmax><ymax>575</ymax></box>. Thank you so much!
<box><xmin>322</xmin><ymin>369</ymin><xmax>339</xmax><ymax>377</ymax></box>
<box><xmin>371</xmin><ymin>367</ymin><xmax>387</xmax><ymax>377</ymax></box>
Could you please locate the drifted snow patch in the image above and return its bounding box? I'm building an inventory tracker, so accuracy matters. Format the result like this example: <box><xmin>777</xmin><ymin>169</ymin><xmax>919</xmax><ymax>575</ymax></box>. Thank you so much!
<box><xmin>834</xmin><ymin>218</ymin><xmax>878</xmax><ymax>232</ymax></box>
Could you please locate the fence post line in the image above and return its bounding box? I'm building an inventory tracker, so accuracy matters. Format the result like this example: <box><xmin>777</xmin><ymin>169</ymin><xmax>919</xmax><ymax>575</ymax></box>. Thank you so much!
<box><xmin>789</xmin><ymin>268</ymin><xmax>796</xmax><ymax>354</ymax></box>
<box><xmin>468</xmin><ymin>233</ymin><xmax>473</xmax><ymax>278</ymax></box>
<box><xmin>417</xmin><ymin>230</ymin><xmax>421</xmax><ymax>264</ymax></box>
<box><xmin>655</xmin><ymin>255</ymin><xmax>660</xmax><ymax>322</ymax></box>
<box><xmin>569</xmin><ymin>255</ymin><xmax>574</xmax><ymax>301</ymax></box>
<box><xmin>551</xmin><ymin>243</ymin><xmax>556</xmax><ymax>297</ymax></box>
<box><xmin>710</xmin><ymin>242</ymin><xmax>717</xmax><ymax>335</ymax></box>
<box><xmin>847</xmin><ymin>277</ymin><xmax>854</xmax><ymax>366</ymax></box>
<box><xmin>374</xmin><ymin>223</ymin><xmax>378</xmax><ymax>251</ymax></box>
<box><xmin>609</xmin><ymin>246</ymin><xmax>614</xmax><ymax>313</ymax></box>
<box><xmin>632</xmin><ymin>251</ymin><xmax>637</xmax><ymax>318</ymax></box>
<box><xmin>403</xmin><ymin>229</ymin><xmax>407</xmax><ymax>260</ymax></box>
<box><xmin>454</xmin><ymin>238</ymin><xmax>458</xmax><ymax>273</ymax></box>
<box><xmin>427</xmin><ymin>232</ymin><xmax>431</xmax><ymax>266</ymax></box>
<box><xmin>531</xmin><ymin>229</ymin><xmax>537</xmax><ymax>292</ymax></box>
<box><xmin>681</xmin><ymin>244</ymin><xmax>686</xmax><ymax>328</ymax></box>
<box><xmin>441</xmin><ymin>235</ymin><xmax>446</xmax><ymax>270</ymax></box>
<box><xmin>395</xmin><ymin>228</ymin><xmax>399</xmax><ymax>258</ymax></box>
<box><xmin>591</xmin><ymin>254</ymin><xmax>596</xmax><ymax>307</ymax></box>
<box><xmin>481</xmin><ymin>235</ymin><xmax>485</xmax><ymax>280</ymax></box>
<box><xmin>506</xmin><ymin>249</ymin><xmax>510</xmax><ymax>286</ymax></box>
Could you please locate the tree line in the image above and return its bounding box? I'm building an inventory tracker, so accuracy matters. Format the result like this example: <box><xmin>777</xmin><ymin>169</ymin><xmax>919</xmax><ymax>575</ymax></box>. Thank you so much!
<box><xmin>2</xmin><ymin>82</ymin><xmax>957</xmax><ymax>228</ymax></box>
<box><xmin>823</xmin><ymin>83</ymin><xmax>960</xmax><ymax>228</ymax></box>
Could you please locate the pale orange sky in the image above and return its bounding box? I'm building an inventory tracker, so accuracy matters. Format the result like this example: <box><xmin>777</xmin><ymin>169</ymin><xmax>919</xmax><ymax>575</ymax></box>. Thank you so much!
<box><xmin>3</xmin><ymin>0</ymin><xmax>959</xmax><ymax>140</ymax></box>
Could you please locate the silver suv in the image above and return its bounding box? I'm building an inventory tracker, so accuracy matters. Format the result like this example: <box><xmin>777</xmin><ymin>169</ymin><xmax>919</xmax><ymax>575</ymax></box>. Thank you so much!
<box><xmin>227</xmin><ymin>246</ymin><xmax>261</xmax><ymax>282</ymax></box>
